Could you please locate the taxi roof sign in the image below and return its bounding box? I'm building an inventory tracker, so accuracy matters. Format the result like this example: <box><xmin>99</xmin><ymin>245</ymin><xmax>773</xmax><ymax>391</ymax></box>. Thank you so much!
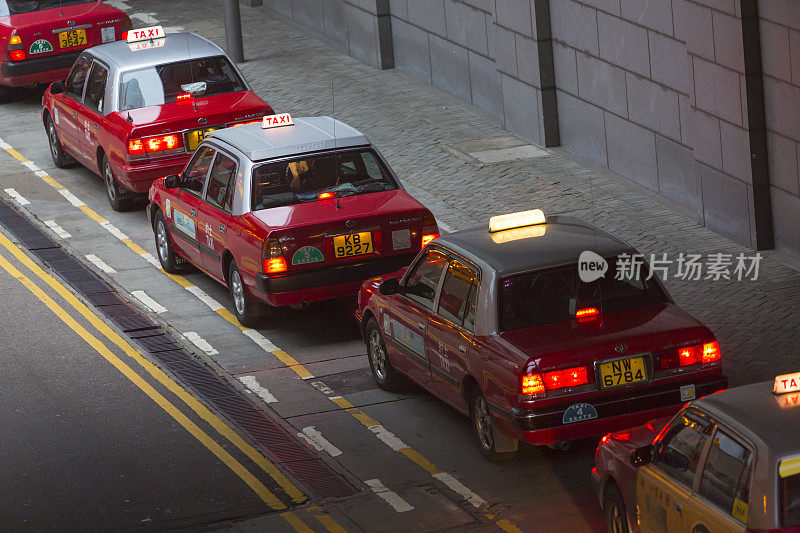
<box><xmin>262</xmin><ymin>113</ymin><xmax>294</xmax><ymax>129</ymax></box>
<box><xmin>127</xmin><ymin>26</ymin><xmax>165</xmax><ymax>43</ymax></box>
<box><xmin>773</xmin><ymin>371</ymin><xmax>800</xmax><ymax>395</ymax></box>
<box><xmin>489</xmin><ymin>209</ymin><xmax>546</xmax><ymax>233</ymax></box>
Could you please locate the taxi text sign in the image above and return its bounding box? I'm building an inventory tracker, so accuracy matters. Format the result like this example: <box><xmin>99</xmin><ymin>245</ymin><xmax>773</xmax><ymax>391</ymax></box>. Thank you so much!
<box><xmin>127</xmin><ymin>25</ymin><xmax>165</xmax><ymax>43</ymax></box>
<box><xmin>262</xmin><ymin>113</ymin><xmax>294</xmax><ymax>129</ymax></box>
<box><xmin>773</xmin><ymin>371</ymin><xmax>800</xmax><ymax>394</ymax></box>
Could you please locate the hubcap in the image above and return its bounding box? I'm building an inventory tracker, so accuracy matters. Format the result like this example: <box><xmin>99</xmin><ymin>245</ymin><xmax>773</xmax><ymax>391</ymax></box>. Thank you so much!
<box><xmin>156</xmin><ymin>220</ymin><xmax>169</xmax><ymax>263</ymax></box>
<box><xmin>474</xmin><ymin>395</ymin><xmax>493</xmax><ymax>451</ymax></box>
<box><xmin>104</xmin><ymin>161</ymin><xmax>116</xmax><ymax>201</ymax></box>
<box><xmin>368</xmin><ymin>329</ymin><xmax>387</xmax><ymax>381</ymax></box>
<box><xmin>48</xmin><ymin>123</ymin><xmax>59</xmax><ymax>159</ymax></box>
<box><xmin>231</xmin><ymin>270</ymin><xmax>245</xmax><ymax>315</ymax></box>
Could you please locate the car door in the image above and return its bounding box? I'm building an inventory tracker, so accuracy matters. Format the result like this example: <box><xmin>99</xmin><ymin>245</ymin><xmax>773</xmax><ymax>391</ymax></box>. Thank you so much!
<box><xmin>197</xmin><ymin>150</ymin><xmax>237</xmax><ymax>282</ymax></box>
<box><xmin>685</xmin><ymin>427</ymin><xmax>752</xmax><ymax>533</ymax></box>
<box><xmin>382</xmin><ymin>249</ymin><xmax>447</xmax><ymax>390</ymax></box>
<box><xmin>637</xmin><ymin>411</ymin><xmax>713</xmax><ymax>533</ymax></box>
<box><xmin>53</xmin><ymin>54</ymin><xmax>91</xmax><ymax>159</ymax></box>
<box><xmin>167</xmin><ymin>145</ymin><xmax>215</xmax><ymax>267</ymax></box>
<box><xmin>77</xmin><ymin>59</ymin><xmax>110</xmax><ymax>173</ymax></box>
<box><xmin>427</xmin><ymin>257</ymin><xmax>479</xmax><ymax>409</ymax></box>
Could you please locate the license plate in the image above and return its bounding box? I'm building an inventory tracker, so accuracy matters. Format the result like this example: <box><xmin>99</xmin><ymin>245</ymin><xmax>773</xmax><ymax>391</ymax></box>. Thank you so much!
<box><xmin>186</xmin><ymin>128</ymin><xmax>217</xmax><ymax>151</ymax></box>
<box><xmin>598</xmin><ymin>356</ymin><xmax>647</xmax><ymax>389</ymax></box>
<box><xmin>58</xmin><ymin>29</ymin><xmax>87</xmax><ymax>49</ymax></box>
<box><xmin>333</xmin><ymin>232</ymin><xmax>373</xmax><ymax>258</ymax></box>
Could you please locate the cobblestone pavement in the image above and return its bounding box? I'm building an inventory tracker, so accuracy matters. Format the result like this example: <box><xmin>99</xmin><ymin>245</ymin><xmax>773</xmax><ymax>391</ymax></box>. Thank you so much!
<box><xmin>129</xmin><ymin>0</ymin><xmax>798</xmax><ymax>386</ymax></box>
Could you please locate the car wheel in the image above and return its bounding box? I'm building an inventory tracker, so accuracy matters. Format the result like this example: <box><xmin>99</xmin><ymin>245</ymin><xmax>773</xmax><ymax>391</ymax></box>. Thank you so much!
<box><xmin>228</xmin><ymin>260</ymin><xmax>263</xmax><ymax>328</ymax></box>
<box><xmin>45</xmin><ymin>115</ymin><xmax>74</xmax><ymax>168</ymax></box>
<box><xmin>604</xmin><ymin>483</ymin><xmax>629</xmax><ymax>533</ymax></box>
<box><xmin>102</xmin><ymin>154</ymin><xmax>134</xmax><ymax>211</ymax></box>
<box><xmin>152</xmin><ymin>210</ymin><xmax>186</xmax><ymax>273</ymax></box>
<box><xmin>365</xmin><ymin>318</ymin><xmax>406</xmax><ymax>391</ymax></box>
<box><xmin>470</xmin><ymin>390</ymin><xmax>516</xmax><ymax>462</ymax></box>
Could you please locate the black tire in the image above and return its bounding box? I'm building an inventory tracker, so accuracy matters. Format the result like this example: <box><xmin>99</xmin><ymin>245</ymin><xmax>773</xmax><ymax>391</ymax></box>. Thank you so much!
<box><xmin>603</xmin><ymin>483</ymin><xmax>629</xmax><ymax>533</ymax></box>
<box><xmin>102</xmin><ymin>153</ymin><xmax>134</xmax><ymax>211</ymax></box>
<box><xmin>365</xmin><ymin>318</ymin><xmax>406</xmax><ymax>391</ymax></box>
<box><xmin>470</xmin><ymin>389</ymin><xmax>516</xmax><ymax>462</ymax></box>
<box><xmin>152</xmin><ymin>209</ymin><xmax>186</xmax><ymax>273</ymax></box>
<box><xmin>228</xmin><ymin>260</ymin><xmax>263</xmax><ymax>328</ymax></box>
<box><xmin>45</xmin><ymin>115</ymin><xmax>74</xmax><ymax>168</ymax></box>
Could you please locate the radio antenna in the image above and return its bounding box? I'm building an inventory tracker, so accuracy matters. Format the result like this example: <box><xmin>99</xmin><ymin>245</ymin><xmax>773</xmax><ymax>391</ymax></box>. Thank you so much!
<box><xmin>331</xmin><ymin>82</ymin><xmax>336</xmax><ymax>145</ymax></box>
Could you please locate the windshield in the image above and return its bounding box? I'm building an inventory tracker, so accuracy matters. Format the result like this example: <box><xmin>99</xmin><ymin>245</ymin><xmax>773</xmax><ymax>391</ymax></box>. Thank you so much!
<box><xmin>251</xmin><ymin>149</ymin><xmax>398</xmax><ymax>210</ymax></box>
<box><xmin>0</xmin><ymin>0</ymin><xmax>93</xmax><ymax>15</ymax></box>
<box><xmin>499</xmin><ymin>257</ymin><xmax>669</xmax><ymax>331</ymax></box>
<box><xmin>782</xmin><ymin>472</ymin><xmax>800</xmax><ymax>527</ymax></box>
<box><xmin>119</xmin><ymin>56</ymin><xmax>246</xmax><ymax>111</ymax></box>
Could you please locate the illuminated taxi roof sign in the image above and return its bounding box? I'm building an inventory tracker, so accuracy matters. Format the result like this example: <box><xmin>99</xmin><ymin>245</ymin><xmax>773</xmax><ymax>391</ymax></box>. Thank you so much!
<box><xmin>489</xmin><ymin>209</ymin><xmax>546</xmax><ymax>233</ymax></box>
<box><xmin>262</xmin><ymin>113</ymin><xmax>294</xmax><ymax>129</ymax></box>
<box><xmin>127</xmin><ymin>26</ymin><xmax>165</xmax><ymax>43</ymax></box>
<box><xmin>773</xmin><ymin>371</ymin><xmax>800</xmax><ymax>395</ymax></box>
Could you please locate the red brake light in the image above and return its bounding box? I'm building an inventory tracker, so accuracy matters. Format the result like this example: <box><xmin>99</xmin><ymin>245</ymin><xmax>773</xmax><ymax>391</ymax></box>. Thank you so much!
<box><xmin>318</xmin><ymin>192</ymin><xmax>335</xmax><ymax>200</ymax></box>
<box><xmin>130</xmin><ymin>134</ymin><xmax>182</xmax><ymax>156</ymax></box>
<box><xmin>576</xmin><ymin>307</ymin><xmax>599</xmax><ymax>321</ymax></box>
<box><xmin>176</xmin><ymin>92</ymin><xmax>192</xmax><ymax>101</ymax></box>
<box><xmin>520</xmin><ymin>373</ymin><xmax>545</xmax><ymax>395</ymax></box>
<box><xmin>702</xmin><ymin>341</ymin><xmax>721</xmax><ymax>364</ymax></box>
<box><xmin>128</xmin><ymin>139</ymin><xmax>145</xmax><ymax>155</ymax></box>
<box><xmin>262</xmin><ymin>238</ymin><xmax>286</xmax><ymax>274</ymax></box>
<box><xmin>264</xmin><ymin>257</ymin><xmax>287</xmax><ymax>274</ymax></box>
<box><xmin>10</xmin><ymin>49</ymin><xmax>25</xmax><ymax>61</ymax></box>
<box><xmin>660</xmin><ymin>341</ymin><xmax>722</xmax><ymax>369</ymax></box>
<box><xmin>121</xmin><ymin>31</ymin><xmax>128</xmax><ymax>40</ymax></box>
<box><xmin>542</xmin><ymin>366</ymin><xmax>589</xmax><ymax>390</ymax></box>
<box><xmin>421</xmin><ymin>233</ymin><xmax>439</xmax><ymax>247</ymax></box>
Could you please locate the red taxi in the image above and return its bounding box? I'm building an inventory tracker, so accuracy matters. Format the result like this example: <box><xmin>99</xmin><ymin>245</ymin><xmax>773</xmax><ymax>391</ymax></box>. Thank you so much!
<box><xmin>1</xmin><ymin>0</ymin><xmax>130</xmax><ymax>89</ymax></box>
<box><xmin>146</xmin><ymin>114</ymin><xmax>439</xmax><ymax>326</ymax></box>
<box><xmin>355</xmin><ymin>210</ymin><xmax>728</xmax><ymax>461</ymax></box>
<box><xmin>42</xmin><ymin>27</ymin><xmax>272</xmax><ymax>210</ymax></box>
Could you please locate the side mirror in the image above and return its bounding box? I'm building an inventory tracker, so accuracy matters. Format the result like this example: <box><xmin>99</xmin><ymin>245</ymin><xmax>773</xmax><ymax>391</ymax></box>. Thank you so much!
<box><xmin>630</xmin><ymin>444</ymin><xmax>653</xmax><ymax>467</ymax></box>
<box><xmin>163</xmin><ymin>174</ymin><xmax>181</xmax><ymax>189</ymax></box>
<box><xmin>379</xmin><ymin>277</ymin><xmax>401</xmax><ymax>296</ymax></box>
<box><xmin>50</xmin><ymin>81</ymin><xmax>65</xmax><ymax>95</ymax></box>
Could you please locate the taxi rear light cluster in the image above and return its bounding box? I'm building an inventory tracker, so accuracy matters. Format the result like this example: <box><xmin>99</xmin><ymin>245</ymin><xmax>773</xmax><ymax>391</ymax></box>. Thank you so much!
<box><xmin>421</xmin><ymin>212</ymin><xmax>439</xmax><ymax>248</ymax></box>
<box><xmin>7</xmin><ymin>33</ymin><xmax>25</xmax><ymax>62</ymax></box>
<box><xmin>576</xmin><ymin>307</ymin><xmax>600</xmax><ymax>322</ymax></box>
<box><xmin>520</xmin><ymin>365</ymin><xmax>589</xmax><ymax>398</ymax></box>
<box><xmin>262</xmin><ymin>238</ymin><xmax>287</xmax><ymax>274</ymax></box>
<box><xmin>128</xmin><ymin>134</ymin><xmax>183</xmax><ymax>156</ymax></box>
<box><xmin>658</xmin><ymin>341</ymin><xmax>722</xmax><ymax>370</ymax></box>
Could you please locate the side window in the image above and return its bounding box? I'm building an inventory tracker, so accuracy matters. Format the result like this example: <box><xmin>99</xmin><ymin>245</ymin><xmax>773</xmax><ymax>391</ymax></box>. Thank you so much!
<box><xmin>65</xmin><ymin>55</ymin><xmax>92</xmax><ymax>100</ymax></box>
<box><xmin>463</xmin><ymin>284</ymin><xmax>478</xmax><ymax>332</ymax></box>
<box><xmin>699</xmin><ymin>430</ymin><xmax>753</xmax><ymax>523</ymax></box>
<box><xmin>84</xmin><ymin>62</ymin><xmax>109</xmax><ymax>113</ymax></box>
<box><xmin>182</xmin><ymin>146</ymin><xmax>215</xmax><ymax>195</ymax></box>
<box><xmin>404</xmin><ymin>250</ymin><xmax>447</xmax><ymax>311</ymax></box>
<box><xmin>437</xmin><ymin>260</ymin><xmax>478</xmax><ymax>329</ymax></box>
<box><xmin>653</xmin><ymin>413</ymin><xmax>712</xmax><ymax>488</ymax></box>
<box><xmin>205</xmin><ymin>152</ymin><xmax>236</xmax><ymax>211</ymax></box>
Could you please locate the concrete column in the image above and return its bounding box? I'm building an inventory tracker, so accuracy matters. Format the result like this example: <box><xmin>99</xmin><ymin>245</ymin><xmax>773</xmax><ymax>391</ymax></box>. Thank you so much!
<box><xmin>343</xmin><ymin>0</ymin><xmax>394</xmax><ymax>70</ymax></box>
<box><xmin>223</xmin><ymin>0</ymin><xmax>245</xmax><ymax>63</ymax></box>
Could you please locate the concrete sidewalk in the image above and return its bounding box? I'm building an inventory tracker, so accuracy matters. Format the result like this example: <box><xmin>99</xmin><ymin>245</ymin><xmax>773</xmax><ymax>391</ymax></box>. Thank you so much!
<box><xmin>127</xmin><ymin>0</ymin><xmax>798</xmax><ymax>385</ymax></box>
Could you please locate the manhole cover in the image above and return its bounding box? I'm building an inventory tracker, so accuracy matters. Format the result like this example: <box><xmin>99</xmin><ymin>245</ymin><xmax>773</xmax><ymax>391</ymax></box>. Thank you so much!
<box><xmin>444</xmin><ymin>135</ymin><xmax>549</xmax><ymax>164</ymax></box>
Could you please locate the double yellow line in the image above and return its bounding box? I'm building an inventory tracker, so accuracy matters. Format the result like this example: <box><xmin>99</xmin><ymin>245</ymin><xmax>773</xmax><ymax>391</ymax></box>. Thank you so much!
<box><xmin>0</xmin><ymin>230</ymin><xmax>343</xmax><ymax>531</ymax></box>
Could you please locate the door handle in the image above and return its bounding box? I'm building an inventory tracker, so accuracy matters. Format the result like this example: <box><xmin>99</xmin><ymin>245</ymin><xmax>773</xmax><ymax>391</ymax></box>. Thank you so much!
<box><xmin>219</xmin><ymin>224</ymin><xmax>225</xmax><ymax>234</ymax></box>
<box><xmin>673</xmin><ymin>501</ymin><xmax>683</xmax><ymax>515</ymax></box>
<box><xmin>417</xmin><ymin>322</ymin><xmax>426</xmax><ymax>332</ymax></box>
<box><xmin>190</xmin><ymin>208</ymin><xmax>196</xmax><ymax>217</ymax></box>
<box><xmin>72</xmin><ymin>110</ymin><xmax>76</xmax><ymax>118</ymax></box>
<box><xmin>93</xmin><ymin>123</ymin><xmax>98</xmax><ymax>132</ymax></box>
<box><xmin>458</xmin><ymin>345</ymin><xmax>467</xmax><ymax>356</ymax></box>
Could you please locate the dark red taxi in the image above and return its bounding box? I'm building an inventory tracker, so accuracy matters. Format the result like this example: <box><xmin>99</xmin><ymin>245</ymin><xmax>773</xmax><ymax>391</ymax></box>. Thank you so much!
<box><xmin>1</xmin><ymin>0</ymin><xmax>130</xmax><ymax>89</ymax></box>
<box><xmin>355</xmin><ymin>210</ymin><xmax>728</xmax><ymax>461</ymax></box>
<box><xmin>146</xmin><ymin>114</ymin><xmax>439</xmax><ymax>327</ymax></box>
<box><xmin>42</xmin><ymin>27</ymin><xmax>272</xmax><ymax>210</ymax></box>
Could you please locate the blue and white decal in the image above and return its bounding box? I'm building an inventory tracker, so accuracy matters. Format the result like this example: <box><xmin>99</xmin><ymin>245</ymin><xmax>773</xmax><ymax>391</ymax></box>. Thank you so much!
<box><xmin>173</xmin><ymin>209</ymin><xmax>195</xmax><ymax>238</ymax></box>
<box><xmin>390</xmin><ymin>318</ymin><xmax>425</xmax><ymax>356</ymax></box>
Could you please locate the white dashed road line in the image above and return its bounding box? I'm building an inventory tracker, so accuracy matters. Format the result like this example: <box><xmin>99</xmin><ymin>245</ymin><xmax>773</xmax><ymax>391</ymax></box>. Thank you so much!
<box><xmin>43</xmin><ymin>220</ymin><xmax>71</xmax><ymax>239</ymax></box>
<box><xmin>238</xmin><ymin>375</ymin><xmax>278</xmax><ymax>404</ymax></box>
<box><xmin>85</xmin><ymin>254</ymin><xmax>117</xmax><ymax>274</ymax></box>
<box><xmin>58</xmin><ymin>188</ymin><xmax>85</xmax><ymax>207</ymax></box>
<box><xmin>365</xmin><ymin>479</ymin><xmax>414</xmax><ymax>512</ymax></box>
<box><xmin>185</xmin><ymin>285</ymin><xmax>225</xmax><ymax>312</ymax></box>
<box><xmin>433</xmin><ymin>472</ymin><xmax>486</xmax><ymax>508</ymax></box>
<box><xmin>369</xmin><ymin>425</ymin><xmax>408</xmax><ymax>451</ymax></box>
<box><xmin>184</xmin><ymin>331</ymin><xmax>219</xmax><ymax>356</ymax></box>
<box><xmin>299</xmin><ymin>426</ymin><xmax>343</xmax><ymax>457</ymax></box>
<box><xmin>131</xmin><ymin>290</ymin><xmax>167</xmax><ymax>314</ymax></box>
<box><xmin>4</xmin><ymin>188</ymin><xmax>29</xmax><ymax>205</ymax></box>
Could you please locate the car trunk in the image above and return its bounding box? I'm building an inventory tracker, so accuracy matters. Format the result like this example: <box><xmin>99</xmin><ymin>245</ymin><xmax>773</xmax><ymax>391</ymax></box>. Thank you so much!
<box><xmin>250</xmin><ymin>190</ymin><xmax>432</xmax><ymax>271</ymax></box>
<box><xmin>2</xmin><ymin>2</ymin><xmax>126</xmax><ymax>61</ymax></box>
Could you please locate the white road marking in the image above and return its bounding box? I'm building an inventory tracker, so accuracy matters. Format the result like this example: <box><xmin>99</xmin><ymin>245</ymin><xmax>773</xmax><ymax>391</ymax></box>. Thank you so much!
<box><xmin>85</xmin><ymin>254</ymin><xmax>117</xmax><ymax>274</ymax></box>
<box><xmin>365</xmin><ymin>479</ymin><xmax>414</xmax><ymax>512</ymax></box>
<box><xmin>104</xmin><ymin>0</ymin><xmax>131</xmax><ymax>9</ymax></box>
<box><xmin>309</xmin><ymin>380</ymin><xmax>334</xmax><ymax>395</ymax></box>
<box><xmin>130</xmin><ymin>12</ymin><xmax>160</xmax><ymax>23</ymax></box>
<box><xmin>43</xmin><ymin>220</ymin><xmax>71</xmax><ymax>239</ymax></box>
<box><xmin>433</xmin><ymin>472</ymin><xmax>486</xmax><ymax>507</ymax></box>
<box><xmin>131</xmin><ymin>290</ymin><xmax>167</xmax><ymax>314</ymax></box>
<box><xmin>4</xmin><ymin>188</ymin><xmax>29</xmax><ymax>205</ymax></box>
<box><xmin>100</xmin><ymin>220</ymin><xmax>128</xmax><ymax>240</ymax></box>
<box><xmin>238</xmin><ymin>375</ymin><xmax>278</xmax><ymax>403</ymax></box>
<box><xmin>141</xmin><ymin>252</ymin><xmax>161</xmax><ymax>268</ymax></box>
<box><xmin>185</xmin><ymin>285</ymin><xmax>224</xmax><ymax>311</ymax></box>
<box><xmin>0</xmin><ymin>138</ymin><xmax>11</xmax><ymax>149</ymax></box>
<box><xmin>184</xmin><ymin>331</ymin><xmax>219</xmax><ymax>356</ymax></box>
<box><xmin>299</xmin><ymin>426</ymin><xmax>343</xmax><ymax>457</ymax></box>
<box><xmin>58</xmin><ymin>189</ymin><xmax>85</xmax><ymax>207</ymax></box>
<box><xmin>21</xmin><ymin>160</ymin><xmax>39</xmax><ymax>172</ymax></box>
<box><xmin>369</xmin><ymin>425</ymin><xmax>407</xmax><ymax>450</ymax></box>
<box><xmin>242</xmin><ymin>328</ymin><xmax>279</xmax><ymax>352</ymax></box>
<box><xmin>437</xmin><ymin>220</ymin><xmax>455</xmax><ymax>234</ymax></box>
<box><xmin>34</xmin><ymin>170</ymin><xmax>50</xmax><ymax>178</ymax></box>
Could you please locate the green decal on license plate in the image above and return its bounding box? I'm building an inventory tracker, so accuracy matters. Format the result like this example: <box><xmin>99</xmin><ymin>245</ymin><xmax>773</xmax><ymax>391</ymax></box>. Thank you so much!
<box><xmin>292</xmin><ymin>246</ymin><xmax>324</xmax><ymax>265</ymax></box>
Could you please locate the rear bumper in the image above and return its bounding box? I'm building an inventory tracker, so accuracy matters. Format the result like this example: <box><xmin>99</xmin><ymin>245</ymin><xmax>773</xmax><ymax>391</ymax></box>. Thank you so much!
<box><xmin>1</xmin><ymin>52</ymin><xmax>79</xmax><ymax>86</ymax></box>
<box><xmin>116</xmin><ymin>157</ymin><xmax>189</xmax><ymax>193</ymax></box>
<box><xmin>493</xmin><ymin>374</ymin><xmax>727</xmax><ymax>445</ymax></box>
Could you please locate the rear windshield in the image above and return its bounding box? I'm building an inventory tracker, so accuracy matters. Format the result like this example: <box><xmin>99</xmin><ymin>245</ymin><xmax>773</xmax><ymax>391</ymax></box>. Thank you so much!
<box><xmin>119</xmin><ymin>56</ymin><xmax>246</xmax><ymax>111</ymax></box>
<box><xmin>499</xmin><ymin>258</ymin><xmax>669</xmax><ymax>331</ymax></box>
<box><xmin>0</xmin><ymin>0</ymin><xmax>92</xmax><ymax>15</ymax></box>
<box><xmin>251</xmin><ymin>149</ymin><xmax>398</xmax><ymax>210</ymax></box>
<box><xmin>782</xmin><ymin>472</ymin><xmax>800</xmax><ymax>527</ymax></box>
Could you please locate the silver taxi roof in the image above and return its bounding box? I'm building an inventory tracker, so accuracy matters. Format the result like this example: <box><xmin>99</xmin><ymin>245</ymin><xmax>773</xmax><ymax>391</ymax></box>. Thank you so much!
<box><xmin>696</xmin><ymin>380</ymin><xmax>800</xmax><ymax>458</ymax></box>
<box><xmin>88</xmin><ymin>33</ymin><xmax>226</xmax><ymax>73</ymax></box>
<box><xmin>208</xmin><ymin>117</ymin><xmax>370</xmax><ymax>162</ymax></box>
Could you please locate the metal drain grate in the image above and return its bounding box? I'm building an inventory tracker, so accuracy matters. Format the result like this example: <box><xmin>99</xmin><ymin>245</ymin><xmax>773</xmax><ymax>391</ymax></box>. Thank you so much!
<box><xmin>0</xmin><ymin>200</ymin><xmax>359</xmax><ymax>502</ymax></box>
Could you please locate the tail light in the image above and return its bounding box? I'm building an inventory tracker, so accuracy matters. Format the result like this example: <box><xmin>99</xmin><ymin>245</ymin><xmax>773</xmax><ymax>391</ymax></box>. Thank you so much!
<box><xmin>318</xmin><ymin>192</ymin><xmax>335</xmax><ymax>200</ymax></box>
<box><xmin>121</xmin><ymin>15</ymin><xmax>133</xmax><ymax>33</ymax></box>
<box><xmin>520</xmin><ymin>373</ymin><xmax>545</xmax><ymax>396</ymax></box>
<box><xmin>262</xmin><ymin>238</ymin><xmax>287</xmax><ymax>274</ymax></box>
<box><xmin>128</xmin><ymin>134</ymin><xmax>183</xmax><ymax>157</ymax></box>
<box><xmin>176</xmin><ymin>92</ymin><xmax>192</xmax><ymax>101</ymax></box>
<box><xmin>7</xmin><ymin>33</ymin><xmax>24</xmax><ymax>61</ymax></box>
<box><xmin>576</xmin><ymin>307</ymin><xmax>600</xmax><ymax>322</ymax></box>
<box><xmin>421</xmin><ymin>212</ymin><xmax>439</xmax><ymax>248</ymax></box>
<box><xmin>542</xmin><ymin>366</ymin><xmax>589</xmax><ymax>390</ymax></box>
<box><xmin>701</xmin><ymin>341</ymin><xmax>721</xmax><ymax>364</ymax></box>
<box><xmin>659</xmin><ymin>341</ymin><xmax>722</xmax><ymax>369</ymax></box>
